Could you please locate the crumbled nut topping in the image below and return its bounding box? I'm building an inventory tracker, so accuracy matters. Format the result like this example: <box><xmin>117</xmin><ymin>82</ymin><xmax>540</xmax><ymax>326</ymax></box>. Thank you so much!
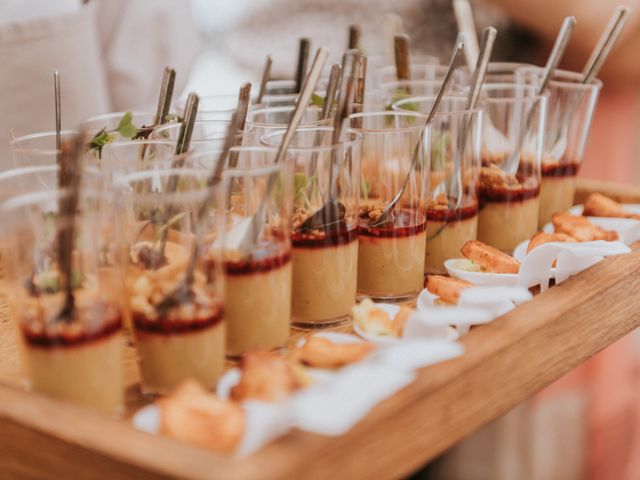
<box><xmin>428</xmin><ymin>193</ymin><xmax>449</xmax><ymax>210</ymax></box>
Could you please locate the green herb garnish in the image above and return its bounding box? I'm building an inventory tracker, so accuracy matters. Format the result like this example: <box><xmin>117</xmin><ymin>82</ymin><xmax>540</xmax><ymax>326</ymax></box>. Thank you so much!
<box><xmin>87</xmin><ymin>111</ymin><xmax>138</xmax><ymax>158</ymax></box>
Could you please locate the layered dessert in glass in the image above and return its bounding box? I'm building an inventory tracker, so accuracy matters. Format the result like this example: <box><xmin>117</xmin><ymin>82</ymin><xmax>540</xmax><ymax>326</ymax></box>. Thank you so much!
<box><xmin>476</xmin><ymin>84</ymin><xmax>546</xmax><ymax>252</ymax></box>
<box><xmin>393</xmin><ymin>96</ymin><xmax>482</xmax><ymax>274</ymax></box>
<box><xmin>262</xmin><ymin>128</ymin><xmax>360</xmax><ymax>327</ymax></box>
<box><xmin>1</xmin><ymin>188</ymin><xmax>124</xmax><ymax>415</ymax></box>
<box><xmin>120</xmin><ymin>167</ymin><xmax>226</xmax><ymax>394</ymax></box>
<box><xmin>214</xmin><ymin>147</ymin><xmax>293</xmax><ymax>352</ymax></box>
<box><xmin>516</xmin><ymin>68</ymin><xmax>602</xmax><ymax>227</ymax></box>
<box><xmin>349</xmin><ymin>111</ymin><xmax>429</xmax><ymax>301</ymax></box>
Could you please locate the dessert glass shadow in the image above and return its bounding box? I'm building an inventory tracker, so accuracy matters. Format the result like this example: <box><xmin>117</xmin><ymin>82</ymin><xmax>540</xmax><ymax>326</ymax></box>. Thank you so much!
<box><xmin>117</xmin><ymin>167</ymin><xmax>226</xmax><ymax>394</ymax></box>
<box><xmin>476</xmin><ymin>84</ymin><xmax>547</xmax><ymax>252</ymax></box>
<box><xmin>393</xmin><ymin>96</ymin><xmax>483</xmax><ymax>274</ymax></box>
<box><xmin>517</xmin><ymin>68</ymin><xmax>602</xmax><ymax>227</ymax></box>
<box><xmin>348</xmin><ymin>111</ymin><xmax>430</xmax><ymax>301</ymax></box>
<box><xmin>0</xmin><ymin>188</ymin><xmax>125</xmax><ymax>415</ymax></box>
<box><xmin>262</xmin><ymin>127</ymin><xmax>362</xmax><ymax>328</ymax></box>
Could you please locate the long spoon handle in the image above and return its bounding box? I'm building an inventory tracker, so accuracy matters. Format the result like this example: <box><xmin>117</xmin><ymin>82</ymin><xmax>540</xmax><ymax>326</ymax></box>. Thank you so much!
<box><xmin>582</xmin><ymin>6</ymin><xmax>631</xmax><ymax>83</ymax></box>
<box><xmin>453</xmin><ymin>0</ymin><xmax>480</xmax><ymax>70</ymax></box>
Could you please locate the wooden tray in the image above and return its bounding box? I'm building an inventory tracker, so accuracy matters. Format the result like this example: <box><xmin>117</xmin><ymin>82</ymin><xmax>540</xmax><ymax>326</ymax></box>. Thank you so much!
<box><xmin>1</xmin><ymin>178</ymin><xmax>639</xmax><ymax>480</ymax></box>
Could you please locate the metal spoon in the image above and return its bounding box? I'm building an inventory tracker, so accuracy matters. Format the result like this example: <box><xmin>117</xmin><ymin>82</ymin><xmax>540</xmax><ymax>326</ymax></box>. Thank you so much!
<box><xmin>444</xmin><ymin>27</ymin><xmax>496</xmax><ymax>209</ymax></box>
<box><xmin>453</xmin><ymin>0</ymin><xmax>479</xmax><ymax>70</ymax></box>
<box><xmin>548</xmin><ymin>7</ymin><xmax>630</xmax><ymax>161</ymax></box>
<box><xmin>296</xmin><ymin>49</ymin><xmax>359</xmax><ymax>232</ymax></box>
<box><xmin>55</xmin><ymin>130</ymin><xmax>86</xmax><ymax>322</ymax></box>
<box><xmin>371</xmin><ymin>36</ymin><xmax>466</xmax><ymax>227</ymax></box>
<box><xmin>256</xmin><ymin>55</ymin><xmax>273</xmax><ymax>104</ymax></box>
<box><xmin>394</xmin><ymin>34</ymin><xmax>411</xmax><ymax>83</ymax></box>
<box><xmin>503</xmin><ymin>16</ymin><xmax>576</xmax><ymax>175</ymax></box>
<box><xmin>54</xmin><ymin>71</ymin><xmax>62</xmax><ymax>168</ymax></box>
<box><xmin>295</xmin><ymin>38</ymin><xmax>311</xmax><ymax>93</ymax></box>
<box><xmin>155</xmin><ymin>112</ymin><xmax>242</xmax><ymax>315</ymax></box>
<box><xmin>348</xmin><ymin>24</ymin><xmax>361</xmax><ymax>50</ymax></box>
<box><xmin>228</xmin><ymin>82</ymin><xmax>252</xmax><ymax>168</ymax></box>
<box><xmin>454</xmin><ymin>1</ymin><xmax>508</xmax><ymax>156</ymax></box>
<box><xmin>154</xmin><ymin>92</ymin><xmax>199</xmax><ymax>266</ymax></box>
<box><xmin>223</xmin><ymin>47</ymin><xmax>330</xmax><ymax>254</ymax></box>
<box><xmin>153</xmin><ymin>67</ymin><xmax>177</xmax><ymax>125</ymax></box>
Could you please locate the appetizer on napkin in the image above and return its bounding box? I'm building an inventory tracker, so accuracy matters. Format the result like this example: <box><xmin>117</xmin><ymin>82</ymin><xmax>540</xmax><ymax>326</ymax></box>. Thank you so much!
<box><xmin>582</xmin><ymin>192</ymin><xmax>640</xmax><ymax>219</ymax></box>
<box><xmin>551</xmin><ymin>213</ymin><xmax>618</xmax><ymax>241</ymax></box>
<box><xmin>352</xmin><ymin>298</ymin><xmax>413</xmax><ymax>338</ymax></box>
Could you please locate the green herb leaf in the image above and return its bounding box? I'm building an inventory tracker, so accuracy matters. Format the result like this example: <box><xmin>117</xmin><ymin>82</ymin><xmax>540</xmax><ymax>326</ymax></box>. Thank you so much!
<box><xmin>360</xmin><ymin>177</ymin><xmax>371</xmax><ymax>200</ymax></box>
<box><xmin>116</xmin><ymin>112</ymin><xmax>138</xmax><ymax>139</ymax></box>
<box><xmin>87</xmin><ymin>128</ymin><xmax>116</xmax><ymax>158</ymax></box>
<box><xmin>310</xmin><ymin>93</ymin><xmax>325</xmax><ymax>108</ymax></box>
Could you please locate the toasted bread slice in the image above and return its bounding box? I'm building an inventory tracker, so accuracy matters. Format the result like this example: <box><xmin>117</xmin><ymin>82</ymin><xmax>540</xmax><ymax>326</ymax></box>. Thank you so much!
<box><xmin>460</xmin><ymin>240</ymin><xmax>520</xmax><ymax>274</ymax></box>
<box><xmin>230</xmin><ymin>351</ymin><xmax>300</xmax><ymax>403</ymax></box>
<box><xmin>552</xmin><ymin>213</ymin><xmax>618</xmax><ymax>242</ymax></box>
<box><xmin>159</xmin><ymin>380</ymin><xmax>245</xmax><ymax>454</ymax></box>
<box><xmin>583</xmin><ymin>193</ymin><xmax>639</xmax><ymax>219</ymax></box>
<box><xmin>352</xmin><ymin>298</ymin><xmax>396</xmax><ymax>337</ymax></box>
<box><xmin>295</xmin><ymin>337</ymin><xmax>374</xmax><ymax>369</ymax></box>
<box><xmin>426</xmin><ymin>275</ymin><xmax>472</xmax><ymax>305</ymax></box>
<box><xmin>527</xmin><ymin>232</ymin><xmax>576</xmax><ymax>254</ymax></box>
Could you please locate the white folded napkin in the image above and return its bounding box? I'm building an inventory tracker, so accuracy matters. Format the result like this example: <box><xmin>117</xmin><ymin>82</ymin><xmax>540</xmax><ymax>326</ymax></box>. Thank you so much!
<box><xmin>517</xmin><ymin>241</ymin><xmax>630</xmax><ymax>291</ymax></box>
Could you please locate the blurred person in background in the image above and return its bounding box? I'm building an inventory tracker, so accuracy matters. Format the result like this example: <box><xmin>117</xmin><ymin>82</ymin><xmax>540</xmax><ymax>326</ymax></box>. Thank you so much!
<box><xmin>220</xmin><ymin>1</ymin><xmax>640</xmax><ymax>479</ymax></box>
<box><xmin>0</xmin><ymin>0</ymin><xmax>199</xmax><ymax>165</ymax></box>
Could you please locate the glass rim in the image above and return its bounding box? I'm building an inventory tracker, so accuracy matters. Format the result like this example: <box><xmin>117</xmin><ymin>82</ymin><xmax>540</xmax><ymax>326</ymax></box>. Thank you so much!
<box><xmin>347</xmin><ymin>110</ymin><xmax>430</xmax><ymax>133</ymax></box>
<box><xmin>516</xmin><ymin>66</ymin><xmax>603</xmax><ymax>90</ymax></box>
<box><xmin>0</xmin><ymin>164</ymin><xmax>101</xmax><ymax>182</ymax></box>
<box><xmin>177</xmin><ymin>146</ymin><xmax>288</xmax><ymax>177</ymax></box>
<box><xmin>477</xmin><ymin>83</ymin><xmax>548</xmax><ymax>104</ymax></box>
<box><xmin>245</xmin><ymin>104</ymin><xmax>326</xmax><ymax>128</ymax></box>
<box><xmin>9</xmin><ymin>130</ymin><xmax>78</xmax><ymax>153</ymax></box>
<box><xmin>151</xmin><ymin>119</ymin><xmax>247</xmax><ymax>143</ymax></box>
<box><xmin>457</xmin><ymin>61</ymin><xmax>536</xmax><ymax>74</ymax></box>
<box><xmin>391</xmin><ymin>96</ymin><xmax>483</xmax><ymax>116</ymax></box>
<box><xmin>1</xmin><ymin>187</ymin><xmax>110</xmax><ymax>214</ymax></box>
<box><xmin>83</xmin><ymin>111</ymin><xmax>154</xmax><ymax>124</ymax></box>
<box><xmin>261</xmin><ymin>127</ymin><xmax>362</xmax><ymax>152</ymax></box>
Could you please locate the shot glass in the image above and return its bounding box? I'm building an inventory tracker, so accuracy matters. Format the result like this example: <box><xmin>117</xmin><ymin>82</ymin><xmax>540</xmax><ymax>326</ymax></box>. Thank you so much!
<box><xmin>0</xmin><ymin>188</ymin><xmax>125</xmax><ymax>415</ymax></box>
<box><xmin>117</xmin><ymin>167</ymin><xmax>226</xmax><ymax>394</ymax></box>
<box><xmin>393</xmin><ymin>96</ymin><xmax>482</xmax><ymax>274</ymax></box>
<box><xmin>213</xmin><ymin>147</ymin><xmax>294</xmax><ymax>355</ymax></box>
<box><xmin>9</xmin><ymin>130</ymin><xmax>78</xmax><ymax>168</ymax></box>
<box><xmin>476</xmin><ymin>84</ymin><xmax>547</xmax><ymax>251</ymax></box>
<box><xmin>517</xmin><ymin>67</ymin><xmax>602</xmax><ymax>226</ymax></box>
<box><xmin>245</xmin><ymin>105</ymin><xmax>332</xmax><ymax>146</ymax></box>
<box><xmin>348</xmin><ymin>111</ymin><xmax>430</xmax><ymax>301</ymax></box>
<box><xmin>262</xmin><ymin>127</ymin><xmax>361</xmax><ymax>327</ymax></box>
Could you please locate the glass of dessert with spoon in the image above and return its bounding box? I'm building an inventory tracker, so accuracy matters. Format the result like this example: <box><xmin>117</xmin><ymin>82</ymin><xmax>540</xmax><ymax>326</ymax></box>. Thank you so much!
<box><xmin>393</xmin><ymin>96</ymin><xmax>482</xmax><ymax>274</ymax></box>
<box><xmin>476</xmin><ymin>83</ymin><xmax>547</xmax><ymax>252</ymax></box>
<box><xmin>348</xmin><ymin>111</ymin><xmax>430</xmax><ymax>301</ymax></box>
<box><xmin>516</xmin><ymin>67</ymin><xmax>602</xmax><ymax>227</ymax></box>
<box><xmin>117</xmin><ymin>166</ymin><xmax>226</xmax><ymax>394</ymax></box>
<box><xmin>201</xmin><ymin>146</ymin><xmax>294</xmax><ymax>355</ymax></box>
<box><xmin>262</xmin><ymin>126</ymin><xmax>362</xmax><ymax>327</ymax></box>
<box><xmin>0</xmin><ymin>184</ymin><xmax>125</xmax><ymax>415</ymax></box>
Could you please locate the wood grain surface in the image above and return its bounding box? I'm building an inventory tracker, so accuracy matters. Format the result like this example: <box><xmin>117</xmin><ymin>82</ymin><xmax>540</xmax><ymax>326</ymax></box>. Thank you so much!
<box><xmin>0</xmin><ymin>178</ymin><xmax>639</xmax><ymax>479</ymax></box>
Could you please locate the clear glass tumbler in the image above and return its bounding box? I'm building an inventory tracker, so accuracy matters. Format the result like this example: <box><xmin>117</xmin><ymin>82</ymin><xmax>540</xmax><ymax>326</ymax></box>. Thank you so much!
<box><xmin>348</xmin><ymin>111</ymin><xmax>430</xmax><ymax>301</ymax></box>
<box><xmin>0</xmin><ymin>187</ymin><xmax>125</xmax><ymax>415</ymax></box>
<box><xmin>262</xmin><ymin>127</ymin><xmax>361</xmax><ymax>327</ymax></box>
<box><xmin>517</xmin><ymin>67</ymin><xmax>602</xmax><ymax>227</ymax></box>
<box><xmin>393</xmin><ymin>96</ymin><xmax>483</xmax><ymax>274</ymax></box>
<box><xmin>117</xmin><ymin>167</ymin><xmax>226</xmax><ymax>394</ymax></box>
<box><xmin>475</xmin><ymin>83</ymin><xmax>547</xmax><ymax>251</ymax></box>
